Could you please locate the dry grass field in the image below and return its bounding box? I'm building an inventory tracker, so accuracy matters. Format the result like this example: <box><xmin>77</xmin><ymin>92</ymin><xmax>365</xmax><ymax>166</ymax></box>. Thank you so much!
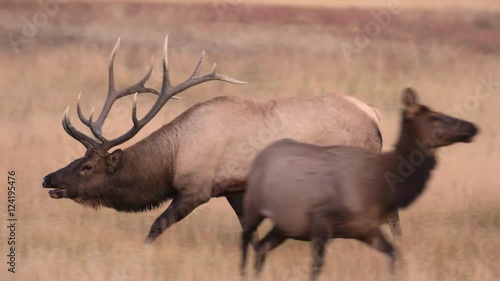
<box><xmin>1</xmin><ymin>1</ymin><xmax>500</xmax><ymax>280</ymax></box>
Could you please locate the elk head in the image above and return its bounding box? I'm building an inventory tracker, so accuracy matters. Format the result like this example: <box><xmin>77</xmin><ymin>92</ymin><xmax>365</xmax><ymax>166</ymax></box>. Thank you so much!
<box><xmin>42</xmin><ymin>36</ymin><xmax>245</xmax><ymax>210</ymax></box>
<box><xmin>400</xmin><ymin>88</ymin><xmax>478</xmax><ymax>152</ymax></box>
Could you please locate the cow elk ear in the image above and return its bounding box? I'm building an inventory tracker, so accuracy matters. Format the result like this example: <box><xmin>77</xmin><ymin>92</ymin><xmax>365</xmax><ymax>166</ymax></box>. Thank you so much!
<box><xmin>106</xmin><ymin>149</ymin><xmax>123</xmax><ymax>174</ymax></box>
<box><xmin>402</xmin><ymin>87</ymin><xmax>419</xmax><ymax>107</ymax></box>
<box><xmin>402</xmin><ymin>88</ymin><xmax>420</xmax><ymax>119</ymax></box>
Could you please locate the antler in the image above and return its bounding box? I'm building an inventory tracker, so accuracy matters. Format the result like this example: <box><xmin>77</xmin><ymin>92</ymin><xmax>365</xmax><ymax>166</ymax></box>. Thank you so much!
<box><xmin>62</xmin><ymin>35</ymin><xmax>246</xmax><ymax>154</ymax></box>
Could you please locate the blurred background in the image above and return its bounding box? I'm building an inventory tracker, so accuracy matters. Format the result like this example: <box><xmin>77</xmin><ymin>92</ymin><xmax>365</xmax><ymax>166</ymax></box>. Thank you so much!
<box><xmin>1</xmin><ymin>0</ymin><xmax>499</xmax><ymax>280</ymax></box>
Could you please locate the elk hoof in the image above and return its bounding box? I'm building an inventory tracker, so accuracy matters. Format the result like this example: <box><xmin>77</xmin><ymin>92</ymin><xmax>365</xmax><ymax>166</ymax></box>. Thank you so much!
<box><xmin>144</xmin><ymin>235</ymin><xmax>157</xmax><ymax>244</ymax></box>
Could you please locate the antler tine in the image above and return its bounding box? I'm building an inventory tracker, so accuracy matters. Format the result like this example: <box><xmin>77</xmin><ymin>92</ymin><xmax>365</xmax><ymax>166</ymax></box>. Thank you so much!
<box><xmin>99</xmin><ymin>35</ymin><xmax>172</xmax><ymax>150</ymax></box>
<box><xmin>132</xmin><ymin>93</ymin><xmax>140</xmax><ymax>126</ymax></box>
<box><xmin>161</xmin><ymin>61</ymin><xmax>246</xmax><ymax>100</ymax></box>
<box><xmin>207</xmin><ymin>62</ymin><xmax>247</xmax><ymax>85</ymax></box>
<box><xmin>100</xmin><ymin>35</ymin><xmax>247</xmax><ymax>151</ymax></box>
<box><xmin>87</xmin><ymin>107</ymin><xmax>106</xmax><ymax>143</ymax></box>
<box><xmin>189</xmin><ymin>50</ymin><xmax>205</xmax><ymax>79</ymax></box>
<box><xmin>115</xmin><ymin>56</ymin><xmax>159</xmax><ymax>99</ymax></box>
<box><xmin>189</xmin><ymin>52</ymin><xmax>246</xmax><ymax>86</ymax></box>
<box><xmin>76</xmin><ymin>92</ymin><xmax>91</xmax><ymax>127</ymax></box>
<box><xmin>161</xmin><ymin>35</ymin><xmax>171</xmax><ymax>91</ymax></box>
<box><xmin>62</xmin><ymin>107</ymin><xmax>100</xmax><ymax>150</ymax></box>
<box><xmin>89</xmin><ymin>38</ymin><xmax>160</xmax><ymax>140</ymax></box>
<box><xmin>108</xmin><ymin>37</ymin><xmax>121</xmax><ymax>94</ymax></box>
<box><xmin>65</xmin><ymin>35</ymin><xmax>246</xmax><ymax>153</ymax></box>
<box><xmin>84</xmin><ymin>37</ymin><xmax>122</xmax><ymax>140</ymax></box>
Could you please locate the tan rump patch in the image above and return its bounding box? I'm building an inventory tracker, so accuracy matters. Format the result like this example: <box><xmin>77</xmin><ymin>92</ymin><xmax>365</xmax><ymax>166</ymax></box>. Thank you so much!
<box><xmin>343</xmin><ymin>96</ymin><xmax>381</xmax><ymax>126</ymax></box>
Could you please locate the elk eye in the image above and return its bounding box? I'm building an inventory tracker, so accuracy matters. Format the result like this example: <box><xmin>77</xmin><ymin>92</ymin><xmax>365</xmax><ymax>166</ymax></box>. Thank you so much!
<box><xmin>428</xmin><ymin>115</ymin><xmax>441</xmax><ymax>122</ymax></box>
<box><xmin>82</xmin><ymin>165</ymin><xmax>93</xmax><ymax>171</ymax></box>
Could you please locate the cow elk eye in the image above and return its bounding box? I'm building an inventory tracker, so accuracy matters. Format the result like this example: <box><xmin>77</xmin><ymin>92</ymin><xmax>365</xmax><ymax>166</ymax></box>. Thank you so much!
<box><xmin>82</xmin><ymin>165</ymin><xmax>93</xmax><ymax>171</ymax></box>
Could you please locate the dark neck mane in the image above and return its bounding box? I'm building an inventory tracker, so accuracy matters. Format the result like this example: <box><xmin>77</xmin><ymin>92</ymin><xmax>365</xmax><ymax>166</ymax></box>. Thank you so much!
<box><xmin>384</xmin><ymin>117</ymin><xmax>437</xmax><ymax>210</ymax></box>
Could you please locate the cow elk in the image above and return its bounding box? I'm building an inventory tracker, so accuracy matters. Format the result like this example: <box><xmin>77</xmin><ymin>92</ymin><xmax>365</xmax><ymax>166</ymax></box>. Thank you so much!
<box><xmin>42</xmin><ymin>35</ymin><xmax>399</xmax><ymax>245</ymax></box>
<box><xmin>241</xmin><ymin>88</ymin><xmax>478</xmax><ymax>281</ymax></box>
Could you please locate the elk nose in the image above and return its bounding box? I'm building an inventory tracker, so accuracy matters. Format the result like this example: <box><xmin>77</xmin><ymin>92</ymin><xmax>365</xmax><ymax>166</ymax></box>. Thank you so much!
<box><xmin>42</xmin><ymin>175</ymin><xmax>51</xmax><ymax>188</ymax></box>
<box><xmin>469</xmin><ymin>124</ymin><xmax>479</xmax><ymax>136</ymax></box>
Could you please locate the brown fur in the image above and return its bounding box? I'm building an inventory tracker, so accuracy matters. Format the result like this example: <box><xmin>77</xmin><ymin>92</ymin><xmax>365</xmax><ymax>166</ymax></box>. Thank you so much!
<box><xmin>42</xmin><ymin>93</ymin><xmax>390</xmax><ymax>243</ymax></box>
<box><xmin>241</xmin><ymin>88</ymin><xmax>478</xmax><ymax>281</ymax></box>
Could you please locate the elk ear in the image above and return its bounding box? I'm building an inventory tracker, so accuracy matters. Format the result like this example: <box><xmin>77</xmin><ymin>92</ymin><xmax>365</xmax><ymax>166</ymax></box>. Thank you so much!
<box><xmin>402</xmin><ymin>88</ymin><xmax>419</xmax><ymax>107</ymax></box>
<box><xmin>402</xmin><ymin>88</ymin><xmax>421</xmax><ymax>119</ymax></box>
<box><xmin>106</xmin><ymin>149</ymin><xmax>123</xmax><ymax>174</ymax></box>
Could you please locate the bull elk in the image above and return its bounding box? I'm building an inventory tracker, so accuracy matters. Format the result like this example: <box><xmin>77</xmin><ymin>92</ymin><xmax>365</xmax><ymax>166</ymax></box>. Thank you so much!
<box><xmin>42</xmin><ymin>35</ymin><xmax>400</xmax><ymax>244</ymax></box>
<box><xmin>241</xmin><ymin>88</ymin><xmax>478</xmax><ymax>281</ymax></box>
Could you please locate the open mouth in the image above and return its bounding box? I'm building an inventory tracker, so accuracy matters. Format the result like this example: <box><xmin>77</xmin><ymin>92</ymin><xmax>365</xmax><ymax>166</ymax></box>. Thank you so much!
<box><xmin>460</xmin><ymin>134</ymin><xmax>476</xmax><ymax>143</ymax></box>
<box><xmin>47</xmin><ymin>188</ymin><xmax>67</xmax><ymax>199</ymax></box>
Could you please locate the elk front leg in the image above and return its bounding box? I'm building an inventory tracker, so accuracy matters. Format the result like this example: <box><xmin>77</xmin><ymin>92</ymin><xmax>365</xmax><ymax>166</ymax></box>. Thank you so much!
<box><xmin>310</xmin><ymin>215</ymin><xmax>330</xmax><ymax>281</ymax></box>
<box><xmin>359</xmin><ymin>228</ymin><xmax>398</xmax><ymax>274</ymax></box>
<box><xmin>254</xmin><ymin>226</ymin><xmax>287</xmax><ymax>278</ymax></box>
<box><xmin>241</xmin><ymin>200</ymin><xmax>265</xmax><ymax>277</ymax></box>
<box><xmin>226</xmin><ymin>193</ymin><xmax>260</xmax><ymax>248</ymax></box>
<box><xmin>145</xmin><ymin>193</ymin><xmax>209</xmax><ymax>243</ymax></box>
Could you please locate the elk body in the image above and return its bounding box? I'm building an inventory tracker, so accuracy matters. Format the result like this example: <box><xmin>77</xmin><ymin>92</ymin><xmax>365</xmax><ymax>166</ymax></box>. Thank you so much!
<box><xmin>241</xmin><ymin>89</ymin><xmax>478</xmax><ymax>281</ymax></box>
<box><xmin>42</xmin><ymin>36</ymin><xmax>399</xmax><ymax>244</ymax></box>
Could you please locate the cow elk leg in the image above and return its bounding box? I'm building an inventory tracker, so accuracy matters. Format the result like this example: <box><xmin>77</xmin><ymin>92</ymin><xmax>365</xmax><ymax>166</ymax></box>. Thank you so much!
<box><xmin>241</xmin><ymin>213</ymin><xmax>264</xmax><ymax>277</ymax></box>
<box><xmin>386</xmin><ymin>211</ymin><xmax>402</xmax><ymax>241</ymax></box>
<box><xmin>359</xmin><ymin>229</ymin><xmax>398</xmax><ymax>275</ymax></box>
<box><xmin>310</xmin><ymin>217</ymin><xmax>330</xmax><ymax>281</ymax></box>
<box><xmin>254</xmin><ymin>226</ymin><xmax>287</xmax><ymax>278</ymax></box>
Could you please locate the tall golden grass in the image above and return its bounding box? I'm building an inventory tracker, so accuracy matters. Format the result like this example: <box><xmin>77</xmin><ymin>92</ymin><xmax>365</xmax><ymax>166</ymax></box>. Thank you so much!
<box><xmin>1</xmin><ymin>1</ymin><xmax>499</xmax><ymax>280</ymax></box>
